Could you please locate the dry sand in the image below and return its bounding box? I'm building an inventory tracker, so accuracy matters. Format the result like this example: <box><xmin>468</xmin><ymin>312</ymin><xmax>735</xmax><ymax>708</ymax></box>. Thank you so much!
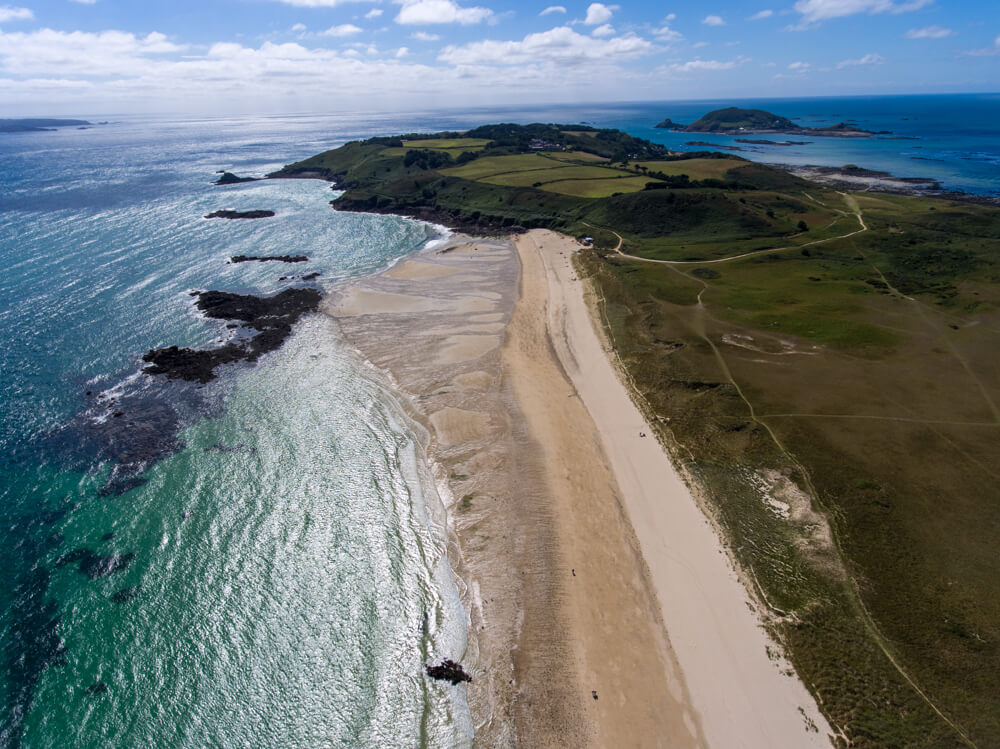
<box><xmin>517</xmin><ymin>229</ymin><xmax>833</xmax><ymax>748</ymax></box>
<box><xmin>328</xmin><ymin>229</ymin><xmax>832</xmax><ymax>748</ymax></box>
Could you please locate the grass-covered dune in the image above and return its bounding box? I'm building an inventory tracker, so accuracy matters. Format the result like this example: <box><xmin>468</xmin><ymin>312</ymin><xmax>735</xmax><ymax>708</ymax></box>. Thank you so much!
<box><xmin>279</xmin><ymin>124</ymin><xmax>1000</xmax><ymax>747</ymax></box>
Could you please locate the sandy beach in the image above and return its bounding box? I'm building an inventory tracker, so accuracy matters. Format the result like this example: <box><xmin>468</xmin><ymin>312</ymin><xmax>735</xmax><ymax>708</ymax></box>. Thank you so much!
<box><xmin>327</xmin><ymin>229</ymin><xmax>832</xmax><ymax>747</ymax></box>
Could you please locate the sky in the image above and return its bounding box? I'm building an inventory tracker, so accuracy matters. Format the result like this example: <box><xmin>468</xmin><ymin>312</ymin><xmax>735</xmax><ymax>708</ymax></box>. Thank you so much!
<box><xmin>0</xmin><ymin>0</ymin><xmax>996</xmax><ymax>115</ymax></box>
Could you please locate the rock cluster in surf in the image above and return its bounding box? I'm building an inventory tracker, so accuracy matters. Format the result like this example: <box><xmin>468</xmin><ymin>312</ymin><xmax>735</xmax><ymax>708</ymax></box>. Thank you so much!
<box><xmin>142</xmin><ymin>288</ymin><xmax>322</xmax><ymax>383</ymax></box>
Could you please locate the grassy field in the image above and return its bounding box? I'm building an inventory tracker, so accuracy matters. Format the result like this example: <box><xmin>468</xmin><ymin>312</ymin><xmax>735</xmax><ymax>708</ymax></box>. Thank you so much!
<box><xmin>543</xmin><ymin>150</ymin><xmax>610</xmax><ymax>163</ymax></box>
<box><xmin>541</xmin><ymin>176</ymin><xmax>657</xmax><ymax>197</ymax></box>
<box><xmin>442</xmin><ymin>154</ymin><xmax>661</xmax><ymax>197</ymax></box>
<box><xmin>479</xmin><ymin>164</ymin><xmax>629</xmax><ymax>186</ymax></box>
<box><xmin>636</xmin><ymin>157</ymin><xmax>743</xmax><ymax>180</ymax></box>
<box><xmin>579</xmin><ymin>192</ymin><xmax>1000</xmax><ymax>747</ymax></box>
<box><xmin>439</xmin><ymin>153</ymin><xmax>557</xmax><ymax>180</ymax></box>
<box><xmin>401</xmin><ymin>137</ymin><xmax>491</xmax><ymax>149</ymax></box>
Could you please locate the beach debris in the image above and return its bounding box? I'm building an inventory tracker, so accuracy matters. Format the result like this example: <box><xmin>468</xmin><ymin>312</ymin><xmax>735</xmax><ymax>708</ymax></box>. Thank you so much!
<box><xmin>592</xmin><ymin>690</ymin><xmax>598</xmax><ymax>701</ymax></box>
<box><xmin>425</xmin><ymin>659</ymin><xmax>472</xmax><ymax>685</ymax></box>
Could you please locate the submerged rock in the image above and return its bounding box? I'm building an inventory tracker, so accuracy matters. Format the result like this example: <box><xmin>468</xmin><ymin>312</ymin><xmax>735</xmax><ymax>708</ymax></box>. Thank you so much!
<box><xmin>85</xmin><ymin>682</ymin><xmax>109</xmax><ymax>696</ymax></box>
<box><xmin>110</xmin><ymin>585</ymin><xmax>141</xmax><ymax>604</ymax></box>
<box><xmin>425</xmin><ymin>659</ymin><xmax>472</xmax><ymax>685</ymax></box>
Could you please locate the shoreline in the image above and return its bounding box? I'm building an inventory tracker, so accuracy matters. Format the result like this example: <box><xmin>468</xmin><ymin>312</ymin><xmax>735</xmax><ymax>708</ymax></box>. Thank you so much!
<box><xmin>324</xmin><ymin>222</ymin><xmax>833</xmax><ymax>746</ymax></box>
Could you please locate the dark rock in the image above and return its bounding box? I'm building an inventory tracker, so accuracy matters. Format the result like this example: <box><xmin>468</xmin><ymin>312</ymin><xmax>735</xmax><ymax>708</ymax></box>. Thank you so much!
<box><xmin>204</xmin><ymin>210</ymin><xmax>275</xmax><ymax>220</ymax></box>
<box><xmin>85</xmin><ymin>682</ymin><xmax>109</xmax><ymax>696</ymax></box>
<box><xmin>110</xmin><ymin>585</ymin><xmax>141</xmax><ymax>604</ymax></box>
<box><xmin>142</xmin><ymin>288</ymin><xmax>321</xmax><ymax>383</ymax></box>
<box><xmin>101</xmin><ymin>532</ymin><xmax>116</xmax><ymax>542</ymax></box>
<box><xmin>654</xmin><ymin>118</ymin><xmax>686</xmax><ymax>130</ymax></box>
<box><xmin>425</xmin><ymin>659</ymin><xmax>471</xmax><ymax>685</ymax></box>
<box><xmin>301</xmin><ymin>272</ymin><xmax>321</xmax><ymax>280</ymax></box>
<box><xmin>229</xmin><ymin>254</ymin><xmax>307</xmax><ymax>264</ymax></box>
<box><xmin>214</xmin><ymin>172</ymin><xmax>260</xmax><ymax>185</ymax></box>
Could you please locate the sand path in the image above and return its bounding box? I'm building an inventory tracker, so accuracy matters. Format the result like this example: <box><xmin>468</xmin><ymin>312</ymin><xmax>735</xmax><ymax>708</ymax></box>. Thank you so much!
<box><xmin>516</xmin><ymin>229</ymin><xmax>833</xmax><ymax>748</ymax></box>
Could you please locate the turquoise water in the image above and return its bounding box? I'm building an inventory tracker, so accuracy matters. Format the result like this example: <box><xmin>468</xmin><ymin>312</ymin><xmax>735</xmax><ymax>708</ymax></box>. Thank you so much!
<box><xmin>0</xmin><ymin>117</ymin><xmax>471</xmax><ymax>748</ymax></box>
<box><xmin>2</xmin><ymin>96</ymin><xmax>998</xmax><ymax>748</ymax></box>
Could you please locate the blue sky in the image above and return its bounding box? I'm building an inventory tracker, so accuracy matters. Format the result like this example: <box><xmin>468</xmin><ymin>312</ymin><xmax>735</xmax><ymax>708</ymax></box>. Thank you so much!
<box><xmin>0</xmin><ymin>0</ymin><xmax>996</xmax><ymax>114</ymax></box>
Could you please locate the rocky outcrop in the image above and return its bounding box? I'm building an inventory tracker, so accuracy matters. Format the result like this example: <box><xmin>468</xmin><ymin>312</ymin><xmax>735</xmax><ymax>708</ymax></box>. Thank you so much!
<box><xmin>205</xmin><ymin>210</ymin><xmax>275</xmax><ymax>219</ymax></box>
<box><xmin>425</xmin><ymin>659</ymin><xmax>472</xmax><ymax>685</ymax></box>
<box><xmin>229</xmin><ymin>254</ymin><xmax>307</xmax><ymax>263</ymax></box>
<box><xmin>142</xmin><ymin>288</ymin><xmax>322</xmax><ymax>383</ymax></box>
<box><xmin>213</xmin><ymin>172</ymin><xmax>260</xmax><ymax>185</ymax></box>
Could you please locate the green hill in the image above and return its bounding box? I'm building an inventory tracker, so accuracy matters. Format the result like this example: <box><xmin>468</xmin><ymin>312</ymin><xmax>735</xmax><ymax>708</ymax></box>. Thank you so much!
<box><xmin>685</xmin><ymin>107</ymin><xmax>797</xmax><ymax>132</ymax></box>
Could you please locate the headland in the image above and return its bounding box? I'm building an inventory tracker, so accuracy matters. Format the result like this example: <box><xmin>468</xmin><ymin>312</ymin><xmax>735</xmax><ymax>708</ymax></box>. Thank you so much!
<box><xmin>277</xmin><ymin>120</ymin><xmax>1000</xmax><ymax>746</ymax></box>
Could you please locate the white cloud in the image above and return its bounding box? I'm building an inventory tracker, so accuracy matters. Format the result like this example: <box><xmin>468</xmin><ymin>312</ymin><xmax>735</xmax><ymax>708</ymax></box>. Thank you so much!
<box><xmin>793</xmin><ymin>0</ymin><xmax>932</xmax><ymax>25</ymax></box>
<box><xmin>69</xmin><ymin>0</ymin><xmax>96</xmax><ymax>4</ymax></box>
<box><xmin>539</xmin><ymin>5</ymin><xmax>566</xmax><ymax>15</ymax></box>
<box><xmin>584</xmin><ymin>3</ymin><xmax>617</xmax><ymax>25</ymax></box>
<box><xmin>292</xmin><ymin>23</ymin><xmax>307</xmax><ymax>31</ymax></box>
<box><xmin>787</xmin><ymin>60</ymin><xmax>809</xmax><ymax>70</ymax></box>
<box><xmin>749</xmin><ymin>9</ymin><xmax>773</xmax><ymax>19</ymax></box>
<box><xmin>271</xmin><ymin>0</ymin><xmax>373</xmax><ymax>6</ymax></box>
<box><xmin>670</xmin><ymin>58</ymin><xmax>736</xmax><ymax>72</ymax></box>
<box><xmin>691</xmin><ymin>40</ymin><xmax>708</xmax><ymax>48</ymax></box>
<box><xmin>411</xmin><ymin>31</ymin><xmax>440</xmax><ymax>40</ymax></box>
<box><xmin>439</xmin><ymin>25</ymin><xmax>650</xmax><ymax>65</ymax></box>
<box><xmin>653</xmin><ymin>25</ymin><xmax>683</xmax><ymax>42</ymax></box>
<box><xmin>0</xmin><ymin>29</ymin><xmax>184</xmax><ymax>76</ymax></box>
<box><xmin>322</xmin><ymin>24</ymin><xmax>363</xmax><ymax>36</ymax></box>
<box><xmin>963</xmin><ymin>35</ymin><xmax>1000</xmax><ymax>56</ymax></box>
<box><xmin>702</xmin><ymin>15</ymin><xmax>725</xmax><ymax>26</ymax></box>
<box><xmin>664</xmin><ymin>13</ymin><xmax>676</xmax><ymax>21</ymax></box>
<box><xmin>0</xmin><ymin>6</ymin><xmax>34</xmax><ymax>22</ymax></box>
<box><xmin>396</xmin><ymin>46</ymin><xmax>409</xmax><ymax>57</ymax></box>
<box><xmin>394</xmin><ymin>0</ymin><xmax>493</xmax><ymax>25</ymax></box>
<box><xmin>365</xmin><ymin>8</ymin><xmax>383</xmax><ymax>17</ymax></box>
<box><xmin>904</xmin><ymin>25</ymin><xmax>953</xmax><ymax>39</ymax></box>
<box><xmin>591</xmin><ymin>24</ymin><xmax>615</xmax><ymax>37</ymax></box>
<box><xmin>836</xmin><ymin>51</ymin><xmax>883</xmax><ymax>67</ymax></box>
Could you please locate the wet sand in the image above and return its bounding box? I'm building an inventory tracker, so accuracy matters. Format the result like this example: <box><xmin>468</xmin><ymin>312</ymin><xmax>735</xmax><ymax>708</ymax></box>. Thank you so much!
<box><xmin>327</xmin><ymin>230</ymin><xmax>831</xmax><ymax>747</ymax></box>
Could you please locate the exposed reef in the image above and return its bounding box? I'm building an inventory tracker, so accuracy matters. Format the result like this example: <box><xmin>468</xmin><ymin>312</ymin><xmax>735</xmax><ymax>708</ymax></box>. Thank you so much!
<box><xmin>229</xmin><ymin>254</ymin><xmax>307</xmax><ymax>263</ymax></box>
<box><xmin>425</xmin><ymin>659</ymin><xmax>472</xmax><ymax>685</ymax></box>
<box><xmin>205</xmin><ymin>210</ymin><xmax>275</xmax><ymax>220</ymax></box>
<box><xmin>142</xmin><ymin>288</ymin><xmax>322</xmax><ymax>383</ymax></box>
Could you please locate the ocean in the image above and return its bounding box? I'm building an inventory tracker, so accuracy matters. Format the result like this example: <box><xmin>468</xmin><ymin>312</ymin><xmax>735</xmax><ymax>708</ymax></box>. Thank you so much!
<box><xmin>1</xmin><ymin>94</ymin><xmax>997</xmax><ymax>748</ymax></box>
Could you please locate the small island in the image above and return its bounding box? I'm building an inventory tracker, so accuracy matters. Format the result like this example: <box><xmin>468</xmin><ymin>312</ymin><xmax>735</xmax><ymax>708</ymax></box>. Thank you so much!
<box><xmin>213</xmin><ymin>171</ymin><xmax>261</xmax><ymax>185</ymax></box>
<box><xmin>1</xmin><ymin>118</ymin><xmax>93</xmax><ymax>133</ymax></box>
<box><xmin>205</xmin><ymin>210</ymin><xmax>275</xmax><ymax>220</ymax></box>
<box><xmin>655</xmin><ymin>107</ymin><xmax>888</xmax><ymax>137</ymax></box>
